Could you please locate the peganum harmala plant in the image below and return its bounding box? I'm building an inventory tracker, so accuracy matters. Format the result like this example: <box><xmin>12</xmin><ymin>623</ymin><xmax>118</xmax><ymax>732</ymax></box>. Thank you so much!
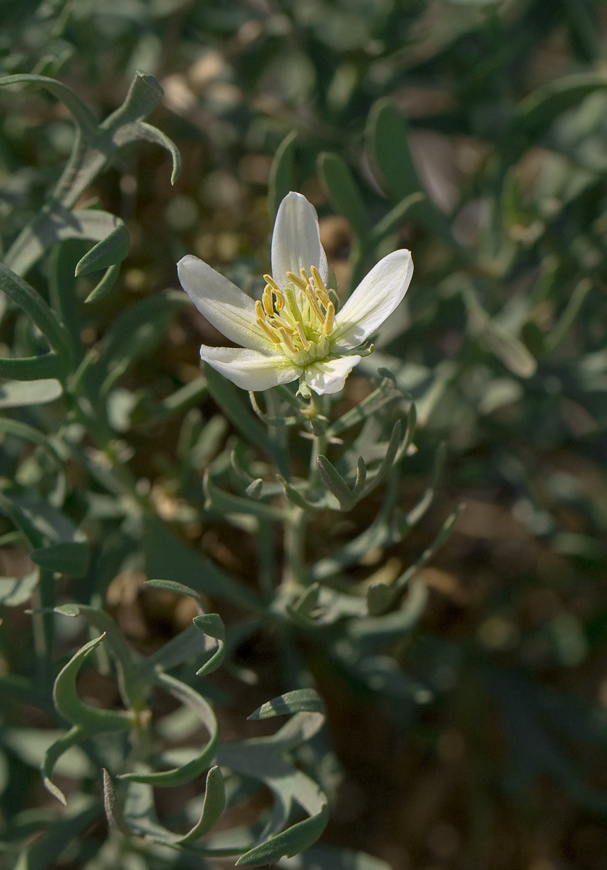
<box><xmin>0</xmin><ymin>71</ymin><xmax>456</xmax><ymax>869</ymax></box>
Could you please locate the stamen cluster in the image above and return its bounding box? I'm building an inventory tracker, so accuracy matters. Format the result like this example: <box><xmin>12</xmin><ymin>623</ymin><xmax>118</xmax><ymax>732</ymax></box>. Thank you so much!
<box><xmin>254</xmin><ymin>265</ymin><xmax>336</xmax><ymax>366</ymax></box>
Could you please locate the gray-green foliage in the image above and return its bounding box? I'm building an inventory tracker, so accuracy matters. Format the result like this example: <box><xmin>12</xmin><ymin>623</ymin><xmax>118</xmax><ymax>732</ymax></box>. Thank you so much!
<box><xmin>2</xmin><ymin>1</ymin><xmax>607</xmax><ymax>867</ymax></box>
<box><xmin>0</xmin><ymin>67</ymin><xmax>441</xmax><ymax>869</ymax></box>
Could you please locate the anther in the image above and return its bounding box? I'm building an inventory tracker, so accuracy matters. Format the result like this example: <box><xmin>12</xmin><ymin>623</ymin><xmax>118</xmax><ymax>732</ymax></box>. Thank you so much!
<box><xmin>271</xmin><ymin>317</ymin><xmax>295</xmax><ymax>335</ymax></box>
<box><xmin>295</xmin><ymin>322</ymin><xmax>311</xmax><ymax>350</ymax></box>
<box><xmin>302</xmin><ymin>283</ymin><xmax>325</xmax><ymax>323</ymax></box>
<box><xmin>286</xmin><ymin>271</ymin><xmax>307</xmax><ymax>290</ymax></box>
<box><xmin>257</xmin><ymin>318</ymin><xmax>281</xmax><ymax>343</ymax></box>
<box><xmin>263</xmin><ymin>274</ymin><xmax>281</xmax><ymax>291</ymax></box>
<box><xmin>278</xmin><ymin>327</ymin><xmax>297</xmax><ymax>354</ymax></box>
<box><xmin>262</xmin><ymin>287</ymin><xmax>274</xmax><ymax>315</ymax></box>
<box><xmin>323</xmin><ymin>301</ymin><xmax>335</xmax><ymax>335</ymax></box>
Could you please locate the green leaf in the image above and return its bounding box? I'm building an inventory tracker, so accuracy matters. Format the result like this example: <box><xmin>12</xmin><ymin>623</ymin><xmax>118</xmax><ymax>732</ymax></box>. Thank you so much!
<box><xmin>178</xmin><ymin>765</ymin><xmax>226</xmax><ymax>843</ymax></box>
<box><xmin>0</xmin><ymin>73</ymin><xmax>98</xmax><ymax>137</ymax></box>
<box><xmin>102</xmin><ymin>70</ymin><xmax>164</xmax><ymax>134</ymax></box>
<box><xmin>515</xmin><ymin>71</ymin><xmax>607</xmax><ymax>140</ymax></box>
<box><xmin>269</xmin><ymin>130</ymin><xmax>297</xmax><ymax>220</ymax></box>
<box><xmin>0</xmin><ymin>570</ymin><xmax>39</xmax><ymax>606</ymax></box>
<box><xmin>75</xmin><ymin>221</ymin><xmax>130</xmax><ymax>276</ymax></box>
<box><xmin>193</xmin><ymin>613</ymin><xmax>226</xmax><ymax>676</ymax></box>
<box><xmin>88</xmin><ymin>291</ymin><xmax>188</xmax><ymax>397</ymax></box>
<box><xmin>317</xmin><ymin>454</ymin><xmax>357</xmax><ymax>510</ymax></box>
<box><xmin>29</xmin><ymin>542</ymin><xmax>89</xmax><ymax>577</ymax></box>
<box><xmin>54</xmin><ymin>603</ymin><xmax>142</xmax><ymax>711</ymax></box>
<box><xmin>370</xmin><ymin>192</ymin><xmax>426</xmax><ymax>244</ymax></box>
<box><xmin>0</xmin><ymin>378</ymin><xmax>62</xmax><ymax>407</ymax></box>
<box><xmin>365</xmin><ymin>99</ymin><xmax>455</xmax><ymax>244</ymax></box>
<box><xmin>366</xmin><ymin>99</ymin><xmax>422</xmax><ymax>201</ymax></box>
<box><xmin>0</xmin><ymin>418</ymin><xmax>63</xmax><ymax>463</ymax></box>
<box><xmin>52</xmin><ymin>634</ymin><xmax>133</xmax><ymax>732</ymax></box>
<box><xmin>6</xmin><ymin>208</ymin><xmax>128</xmax><ymax>278</ymax></box>
<box><xmin>0</xmin><ymin>491</ymin><xmax>46</xmax><ymax>550</ymax></box>
<box><xmin>464</xmin><ymin>286</ymin><xmax>537</xmax><ymax>378</ymax></box>
<box><xmin>366</xmin><ymin>504</ymin><xmax>464</xmax><ymax>617</ymax></box>
<box><xmin>326</xmin><ymin>372</ymin><xmax>409</xmax><ymax>438</ymax></box>
<box><xmin>13</xmin><ymin>802</ymin><xmax>102</xmax><ymax>870</ymax></box>
<box><xmin>280</xmin><ymin>844</ymin><xmax>393</xmax><ymax>870</ymax></box>
<box><xmin>0</xmin><ymin>263</ymin><xmax>71</xmax><ymax>361</ymax></box>
<box><xmin>143</xmin><ymin>515</ymin><xmax>262</xmax><ymax>611</ymax></box>
<box><xmin>217</xmin><ymin>710</ymin><xmax>329</xmax><ymax>866</ymax></box>
<box><xmin>0</xmin><ymin>353</ymin><xmax>66</xmax><ymax>382</ymax></box>
<box><xmin>102</xmin><ymin>769</ymin><xmax>130</xmax><ymax>835</ymax></box>
<box><xmin>119</xmin><ymin>671</ymin><xmax>218</xmax><ymax>786</ymax></box>
<box><xmin>145</xmin><ymin>578</ymin><xmax>205</xmax><ymax>608</ymax></box>
<box><xmin>135</xmin><ymin>122</ymin><xmax>181</xmax><ymax>185</ymax></box>
<box><xmin>248</xmin><ymin>689</ymin><xmax>325</xmax><ymax>720</ymax></box>
<box><xmin>205</xmin><ymin>365</ymin><xmax>284</xmax><ymax>471</ymax></box>
<box><xmin>204</xmin><ymin>470</ymin><xmax>284</xmax><ymax>522</ymax></box>
<box><xmin>318</xmin><ymin>152</ymin><xmax>370</xmax><ymax>241</ymax></box>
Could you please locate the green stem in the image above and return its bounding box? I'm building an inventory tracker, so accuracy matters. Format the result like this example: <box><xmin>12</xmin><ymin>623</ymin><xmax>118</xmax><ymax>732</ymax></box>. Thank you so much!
<box><xmin>282</xmin><ymin>505</ymin><xmax>307</xmax><ymax>590</ymax></box>
<box><xmin>34</xmin><ymin>568</ymin><xmax>55</xmax><ymax>694</ymax></box>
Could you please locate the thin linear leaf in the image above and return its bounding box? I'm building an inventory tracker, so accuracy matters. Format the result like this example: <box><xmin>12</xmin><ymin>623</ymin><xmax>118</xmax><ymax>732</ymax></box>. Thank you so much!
<box><xmin>269</xmin><ymin>130</ymin><xmax>297</xmax><ymax>220</ymax></box>
<box><xmin>119</xmin><ymin>671</ymin><xmax>219</xmax><ymax>786</ymax></box>
<box><xmin>204</xmin><ymin>470</ymin><xmax>284</xmax><ymax>522</ymax></box>
<box><xmin>248</xmin><ymin>689</ymin><xmax>325</xmax><ymax>720</ymax></box>
<box><xmin>0</xmin><ymin>263</ymin><xmax>71</xmax><ymax>360</ymax></box>
<box><xmin>30</xmin><ymin>541</ymin><xmax>89</xmax><ymax>578</ymax></box>
<box><xmin>143</xmin><ymin>514</ymin><xmax>262</xmax><ymax>611</ymax></box>
<box><xmin>0</xmin><ymin>570</ymin><xmax>39</xmax><ymax>606</ymax></box>
<box><xmin>0</xmin><ymin>73</ymin><xmax>98</xmax><ymax>136</ymax></box>
<box><xmin>0</xmin><ymin>378</ymin><xmax>62</xmax><ymax>407</ymax></box>
<box><xmin>178</xmin><ymin>765</ymin><xmax>226</xmax><ymax>844</ymax></box>
<box><xmin>193</xmin><ymin>613</ymin><xmax>226</xmax><ymax>676</ymax></box>
<box><xmin>75</xmin><ymin>221</ymin><xmax>130</xmax><ymax>276</ymax></box>
<box><xmin>318</xmin><ymin>152</ymin><xmax>371</xmax><ymax>241</ymax></box>
<box><xmin>53</xmin><ymin>634</ymin><xmax>133</xmax><ymax>732</ymax></box>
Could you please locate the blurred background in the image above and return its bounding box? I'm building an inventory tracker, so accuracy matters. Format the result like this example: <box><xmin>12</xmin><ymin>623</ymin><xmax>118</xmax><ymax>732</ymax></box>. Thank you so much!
<box><xmin>2</xmin><ymin>1</ymin><xmax>607</xmax><ymax>868</ymax></box>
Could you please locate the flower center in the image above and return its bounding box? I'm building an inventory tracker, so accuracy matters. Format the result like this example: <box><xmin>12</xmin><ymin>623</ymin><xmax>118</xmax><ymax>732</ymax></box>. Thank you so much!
<box><xmin>255</xmin><ymin>265</ymin><xmax>335</xmax><ymax>366</ymax></box>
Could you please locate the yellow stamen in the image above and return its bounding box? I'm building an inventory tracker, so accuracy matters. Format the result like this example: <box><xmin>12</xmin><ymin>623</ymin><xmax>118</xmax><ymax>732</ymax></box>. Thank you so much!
<box><xmin>302</xmin><ymin>282</ymin><xmax>325</xmax><ymax>324</ymax></box>
<box><xmin>310</xmin><ymin>266</ymin><xmax>330</xmax><ymax>305</ymax></box>
<box><xmin>273</xmin><ymin>289</ymin><xmax>285</xmax><ymax>311</ymax></box>
<box><xmin>270</xmin><ymin>317</ymin><xmax>296</xmax><ymax>335</ymax></box>
<box><xmin>323</xmin><ymin>301</ymin><xmax>335</xmax><ymax>335</ymax></box>
<box><xmin>262</xmin><ymin>286</ymin><xmax>274</xmax><ymax>315</ymax></box>
<box><xmin>286</xmin><ymin>270</ymin><xmax>307</xmax><ymax>291</ymax></box>
<box><xmin>257</xmin><ymin>318</ymin><xmax>281</xmax><ymax>343</ymax></box>
<box><xmin>295</xmin><ymin>322</ymin><xmax>311</xmax><ymax>350</ymax></box>
<box><xmin>278</xmin><ymin>327</ymin><xmax>297</xmax><ymax>354</ymax></box>
<box><xmin>263</xmin><ymin>274</ymin><xmax>281</xmax><ymax>291</ymax></box>
<box><xmin>255</xmin><ymin>300</ymin><xmax>264</xmax><ymax>319</ymax></box>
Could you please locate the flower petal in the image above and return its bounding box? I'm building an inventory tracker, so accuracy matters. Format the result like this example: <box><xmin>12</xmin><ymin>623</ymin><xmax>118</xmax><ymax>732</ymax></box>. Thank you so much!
<box><xmin>332</xmin><ymin>250</ymin><xmax>413</xmax><ymax>349</ymax></box>
<box><xmin>304</xmin><ymin>355</ymin><xmax>362</xmax><ymax>395</ymax></box>
<box><xmin>178</xmin><ymin>255</ymin><xmax>270</xmax><ymax>352</ymax></box>
<box><xmin>200</xmin><ymin>345</ymin><xmax>299</xmax><ymax>391</ymax></box>
<box><xmin>271</xmin><ymin>192</ymin><xmax>329</xmax><ymax>286</ymax></box>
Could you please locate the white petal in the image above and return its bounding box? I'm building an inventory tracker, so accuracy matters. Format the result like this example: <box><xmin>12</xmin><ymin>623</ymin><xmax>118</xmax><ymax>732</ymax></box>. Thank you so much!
<box><xmin>332</xmin><ymin>250</ymin><xmax>413</xmax><ymax>349</ymax></box>
<box><xmin>271</xmin><ymin>192</ymin><xmax>329</xmax><ymax>286</ymax></box>
<box><xmin>200</xmin><ymin>345</ymin><xmax>299</xmax><ymax>391</ymax></box>
<box><xmin>178</xmin><ymin>255</ymin><xmax>270</xmax><ymax>352</ymax></box>
<box><xmin>304</xmin><ymin>355</ymin><xmax>362</xmax><ymax>395</ymax></box>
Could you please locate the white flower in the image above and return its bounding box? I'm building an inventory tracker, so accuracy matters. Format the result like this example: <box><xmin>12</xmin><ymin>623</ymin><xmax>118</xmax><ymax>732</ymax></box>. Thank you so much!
<box><xmin>177</xmin><ymin>191</ymin><xmax>413</xmax><ymax>396</ymax></box>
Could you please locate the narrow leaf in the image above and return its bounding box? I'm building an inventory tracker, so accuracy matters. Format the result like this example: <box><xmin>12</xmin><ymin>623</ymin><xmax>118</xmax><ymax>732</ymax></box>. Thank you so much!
<box><xmin>269</xmin><ymin>130</ymin><xmax>297</xmax><ymax>220</ymax></box>
<box><xmin>248</xmin><ymin>689</ymin><xmax>325</xmax><ymax>720</ymax></box>
<box><xmin>318</xmin><ymin>152</ymin><xmax>370</xmax><ymax>241</ymax></box>
<box><xmin>30</xmin><ymin>541</ymin><xmax>89</xmax><ymax>578</ymax></box>
<box><xmin>75</xmin><ymin>221</ymin><xmax>130</xmax><ymax>276</ymax></box>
